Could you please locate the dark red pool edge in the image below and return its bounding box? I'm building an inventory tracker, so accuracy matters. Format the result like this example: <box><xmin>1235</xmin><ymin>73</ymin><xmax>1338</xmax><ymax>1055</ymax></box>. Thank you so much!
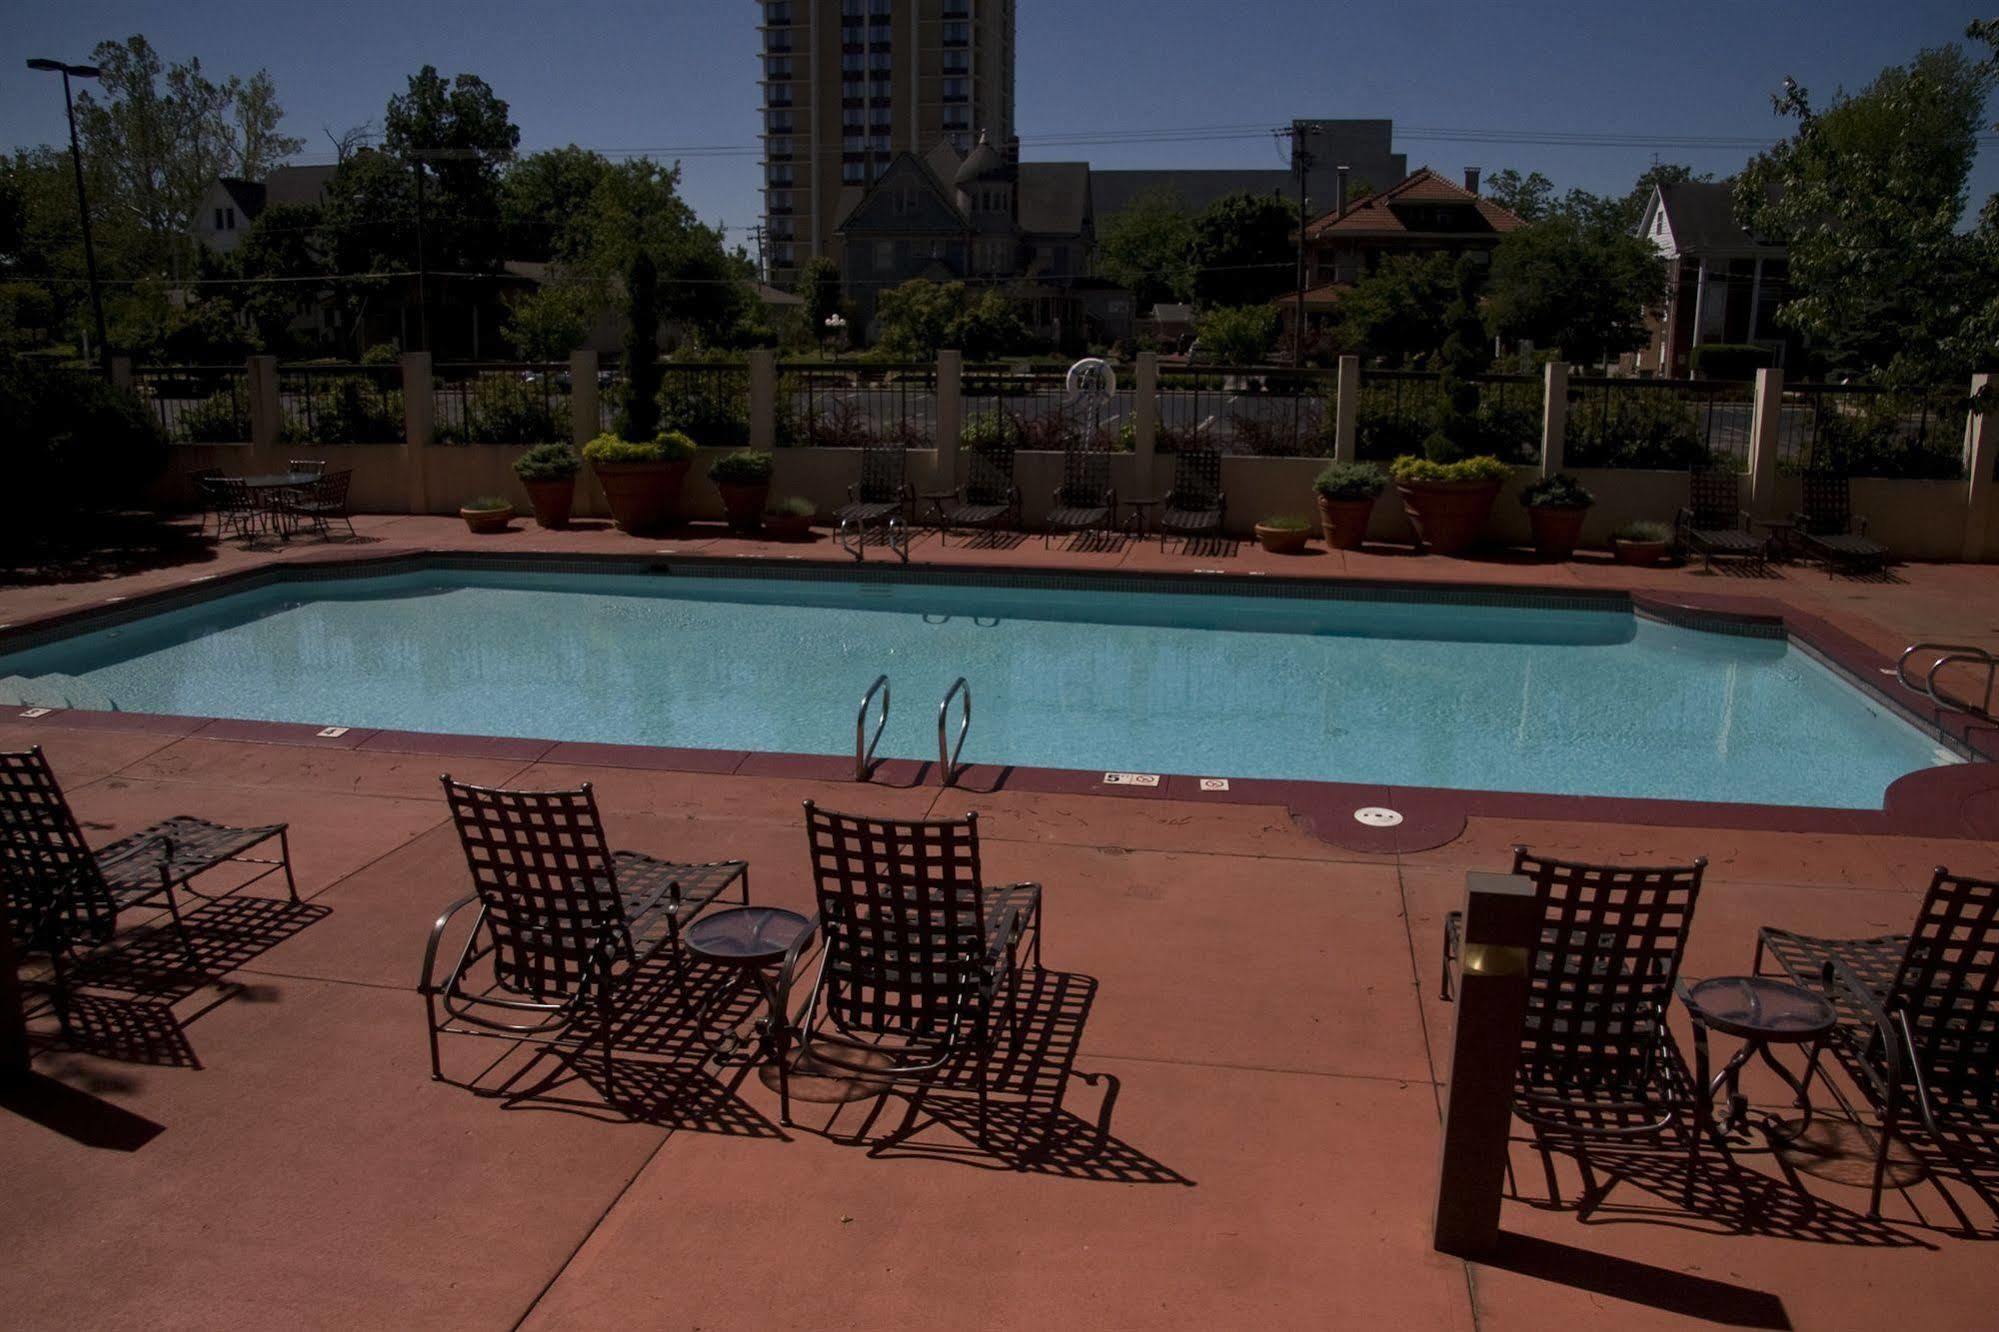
<box><xmin>1</xmin><ymin>546</ymin><xmax>1994</xmax><ymax>855</ymax></box>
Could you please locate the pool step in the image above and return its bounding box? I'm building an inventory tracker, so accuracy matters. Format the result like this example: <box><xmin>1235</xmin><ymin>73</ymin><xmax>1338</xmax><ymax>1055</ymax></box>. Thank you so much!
<box><xmin>0</xmin><ymin>672</ymin><xmax>118</xmax><ymax>712</ymax></box>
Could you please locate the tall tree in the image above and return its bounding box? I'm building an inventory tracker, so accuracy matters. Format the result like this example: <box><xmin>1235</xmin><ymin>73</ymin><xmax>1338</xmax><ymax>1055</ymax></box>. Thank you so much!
<box><xmin>1334</xmin><ymin>253</ymin><xmax>1458</xmax><ymax>366</ymax></box>
<box><xmin>618</xmin><ymin>249</ymin><xmax>661</xmax><ymax>442</ymax></box>
<box><xmin>380</xmin><ymin>66</ymin><xmax>519</xmax><ymax>276</ymax></box>
<box><xmin>798</xmin><ymin>255</ymin><xmax>843</xmax><ymax>333</ymax></box>
<box><xmin>1095</xmin><ymin>188</ymin><xmax>1195</xmax><ymax>311</ymax></box>
<box><xmin>1424</xmin><ymin>255</ymin><xmax>1493</xmax><ymax>462</ymax></box>
<box><xmin>501</xmin><ymin>145</ymin><xmax>611</xmax><ymax>262</ymax></box>
<box><xmin>1485</xmin><ymin>212</ymin><xmax>1665</xmax><ymax>365</ymax></box>
<box><xmin>1482</xmin><ymin>169</ymin><xmax>1555</xmax><ymax>223</ymax></box>
<box><xmin>1187</xmin><ymin>192</ymin><xmax>1294</xmax><ymax>307</ymax></box>
<box><xmin>1737</xmin><ymin>43</ymin><xmax>1995</xmax><ymax>381</ymax></box>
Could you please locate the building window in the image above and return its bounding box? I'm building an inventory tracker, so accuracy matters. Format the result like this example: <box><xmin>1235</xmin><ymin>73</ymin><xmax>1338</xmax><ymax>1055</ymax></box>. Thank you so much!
<box><xmin>943</xmin><ymin>108</ymin><xmax>970</xmax><ymax>132</ymax></box>
<box><xmin>763</xmin><ymin>0</ymin><xmax>792</xmax><ymax>23</ymax></box>
<box><xmin>869</xmin><ymin>0</ymin><xmax>891</xmax><ymax>17</ymax></box>
<box><xmin>867</xmin><ymin>134</ymin><xmax>890</xmax><ymax>153</ymax></box>
<box><xmin>868</xmin><ymin>79</ymin><xmax>892</xmax><ymax>100</ymax></box>
<box><xmin>766</xmin><ymin>136</ymin><xmax>794</xmax><ymax>158</ymax></box>
<box><xmin>764</xmin><ymin>109</ymin><xmax>793</xmax><ymax>133</ymax></box>
<box><xmin>843</xmin><ymin>52</ymin><xmax>864</xmax><ymax>74</ymax></box>
<box><xmin>765</xmin><ymin>55</ymin><xmax>792</xmax><ymax>78</ymax></box>
<box><xmin>943</xmin><ymin>78</ymin><xmax>968</xmax><ymax>102</ymax></box>
<box><xmin>943</xmin><ymin>21</ymin><xmax>969</xmax><ymax>44</ymax></box>
<box><xmin>774</xmin><ymin>242</ymin><xmax>795</xmax><ymax>266</ymax></box>
<box><xmin>767</xmin><ymin>189</ymin><xmax>793</xmax><ymax>212</ymax></box>
<box><xmin>843</xmin><ymin>161</ymin><xmax>866</xmax><ymax>184</ymax></box>
<box><xmin>943</xmin><ymin>51</ymin><xmax>969</xmax><ymax>75</ymax></box>
<box><xmin>869</xmin><ymin>54</ymin><xmax>892</xmax><ymax>75</ymax></box>
<box><xmin>874</xmin><ymin>240</ymin><xmax>896</xmax><ymax>272</ymax></box>
<box><xmin>766</xmin><ymin>164</ymin><xmax>793</xmax><ymax>187</ymax></box>
<box><xmin>842</xmin><ymin>0</ymin><xmax>862</xmax><ymax>15</ymax></box>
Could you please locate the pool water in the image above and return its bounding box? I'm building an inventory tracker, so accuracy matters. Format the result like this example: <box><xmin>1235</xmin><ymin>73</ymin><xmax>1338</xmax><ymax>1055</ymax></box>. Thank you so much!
<box><xmin>0</xmin><ymin>570</ymin><xmax>1956</xmax><ymax>809</ymax></box>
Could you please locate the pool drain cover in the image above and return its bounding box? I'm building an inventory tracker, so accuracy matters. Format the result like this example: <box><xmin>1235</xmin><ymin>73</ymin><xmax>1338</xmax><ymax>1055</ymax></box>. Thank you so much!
<box><xmin>1353</xmin><ymin>806</ymin><xmax>1404</xmax><ymax>828</ymax></box>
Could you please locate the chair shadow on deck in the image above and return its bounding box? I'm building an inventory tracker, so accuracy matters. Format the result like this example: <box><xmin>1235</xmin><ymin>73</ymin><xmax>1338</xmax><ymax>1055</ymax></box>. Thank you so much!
<box><xmin>21</xmin><ymin>895</ymin><xmax>329</xmax><ymax>1073</ymax></box>
<box><xmin>477</xmin><ymin>955</ymin><xmax>787</xmax><ymax>1140</ymax></box>
<box><xmin>802</xmin><ymin>968</ymin><xmax>1194</xmax><ymax>1185</ymax></box>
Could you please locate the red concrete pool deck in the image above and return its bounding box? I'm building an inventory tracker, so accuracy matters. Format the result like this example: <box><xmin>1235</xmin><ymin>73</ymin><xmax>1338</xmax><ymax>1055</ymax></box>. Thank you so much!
<box><xmin>5</xmin><ymin>520</ymin><xmax>1999</xmax><ymax>1329</ymax></box>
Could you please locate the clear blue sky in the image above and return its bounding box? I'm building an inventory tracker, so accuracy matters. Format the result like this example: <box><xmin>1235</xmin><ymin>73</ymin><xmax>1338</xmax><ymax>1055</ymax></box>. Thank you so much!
<box><xmin>5</xmin><ymin>0</ymin><xmax>1994</xmax><ymax>241</ymax></box>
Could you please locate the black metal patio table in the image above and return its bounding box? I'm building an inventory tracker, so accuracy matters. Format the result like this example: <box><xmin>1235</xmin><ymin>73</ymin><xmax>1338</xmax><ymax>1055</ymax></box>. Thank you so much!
<box><xmin>683</xmin><ymin>905</ymin><xmax>816</xmax><ymax>1104</ymax></box>
<box><xmin>1679</xmin><ymin>974</ymin><xmax>1838</xmax><ymax>1146</ymax></box>
<box><xmin>238</xmin><ymin>472</ymin><xmax>319</xmax><ymax>541</ymax></box>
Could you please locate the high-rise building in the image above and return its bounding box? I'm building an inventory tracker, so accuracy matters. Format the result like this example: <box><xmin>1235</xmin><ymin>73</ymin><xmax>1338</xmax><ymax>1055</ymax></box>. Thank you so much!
<box><xmin>758</xmin><ymin>0</ymin><xmax>1017</xmax><ymax>286</ymax></box>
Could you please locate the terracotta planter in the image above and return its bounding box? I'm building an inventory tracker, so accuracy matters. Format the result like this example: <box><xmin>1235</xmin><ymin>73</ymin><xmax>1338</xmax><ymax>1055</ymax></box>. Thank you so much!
<box><xmin>519</xmin><ymin>477</ymin><xmax>575</xmax><ymax>529</ymax></box>
<box><xmin>716</xmin><ymin>480</ymin><xmax>771</xmax><ymax>533</ymax></box>
<box><xmin>1613</xmin><ymin>538</ymin><xmax>1668</xmax><ymax>567</ymax></box>
<box><xmin>761</xmin><ymin>510</ymin><xmax>815</xmax><ymax>540</ymax></box>
<box><xmin>1254</xmin><ymin>522</ymin><xmax>1311</xmax><ymax>555</ymax></box>
<box><xmin>460</xmin><ymin>504</ymin><xmax>513</xmax><ymax>535</ymax></box>
<box><xmin>1526</xmin><ymin>504</ymin><xmax>1588</xmax><ymax>561</ymax></box>
<box><xmin>1315</xmin><ymin>494</ymin><xmax>1376</xmax><ymax>550</ymax></box>
<box><xmin>1394</xmin><ymin>478</ymin><xmax>1502</xmax><ymax>556</ymax></box>
<box><xmin>592</xmin><ymin>459</ymin><xmax>689</xmax><ymax>535</ymax></box>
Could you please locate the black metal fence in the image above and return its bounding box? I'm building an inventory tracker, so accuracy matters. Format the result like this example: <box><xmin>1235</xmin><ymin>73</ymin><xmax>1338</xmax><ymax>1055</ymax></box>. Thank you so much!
<box><xmin>1773</xmin><ymin>382</ymin><xmax>1966</xmax><ymax>479</ymax></box>
<box><xmin>1354</xmin><ymin>369</ymin><xmax>1540</xmax><ymax>463</ymax></box>
<box><xmin>1563</xmin><ymin>376</ymin><xmax>1751</xmax><ymax>470</ymax></box>
<box><xmin>432</xmin><ymin>363</ymin><xmax>569</xmax><ymax>445</ymax></box>
<box><xmin>595</xmin><ymin>361</ymin><xmax>755</xmax><ymax>448</ymax></box>
<box><xmin>960</xmin><ymin>363</ymin><xmax>1122</xmax><ymax>451</ymax></box>
<box><xmin>1155</xmin><ymin>366</ymin><xmax>1336</xmax><ymax>456</ymax></box>
<box><xmin>782</xmin><ymin>362</ymin><xmax>938</xmax><ymax>448</ymax></box>
<box><xmin>278</xmin><ymin>364</ymin><xmax>405</xmax><ymax>444</ymax></box>
<box><xmin>133</xmin><ymin>365</ymin><xmax>252</xmax><ymax>444</ymax></box>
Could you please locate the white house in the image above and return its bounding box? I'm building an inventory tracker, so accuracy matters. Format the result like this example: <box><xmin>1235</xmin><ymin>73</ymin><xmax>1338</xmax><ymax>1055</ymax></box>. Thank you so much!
<box><xmin>1635</xmin><ymin>181</ymin><xmax>1794</xmax><ymax>376</ymax></box>
<box><xmin>191</xmin><ymin>164</ymin><xmax>337</xmax><ymax>255</ymax></box>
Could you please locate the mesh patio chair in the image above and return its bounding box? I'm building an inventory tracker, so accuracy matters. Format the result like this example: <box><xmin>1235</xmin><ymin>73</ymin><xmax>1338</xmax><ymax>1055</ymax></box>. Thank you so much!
<box><xmin>1044</xmin><ymin>437</ymin><xmax>1114</xmax><ymax>546</ymax></box>
<box><xmin>924</xmin><ymin>434</ymin><xmax>1021</xmax><ymax>543</ymax></box>
<box><xmin>1443</xmin><ymin>846</ymin><xmax>1709</xmax><ymax>1177</ymax></box>
<box><xmin>786</xmin><ymin>802</ymin><xmax>1043</xmax><ymax>1134</ymax></box>
<box><xmin>421</xmin><ymin>776</ymin><xmax>749</xmax><ymax>1098</ymax></box>
<box><xmin>834</xmin><ymin>440</ymin><xmax>914</xmax><ymax>559</ymax></box>
<box><xmin>196</xmin><ymin>473</ymin><xmax>261</xmax><ymax>543</ymax></box>
<box><xmin>1755</xmin><ymin>868</ymin><xmax>1999</xmax><ymax>1216</ymax></box>
<box><xmin>1675</xmin><ymin>469</ymin><xmax>1767</xmax><ymax>573</ymax></box>
<box><xmin>186</xmin><ymin>467</ymin><xmax>224</xmax><ymax>536</ymax></box>
<box><xmin>278</xmin><ymin>468</ymin><xmax>355</xmax><ymax>541</ymax></box>
<box><xmin>1792</xmin><ymin>472</ymin><xmax>1888</xmax><ymax>574</ymax></box>
<box><xmin>0</xmin><ymin>746</ymin><xmax>295</xmax><ymax>1027</ymax></box>
<box><xmin>1158</xmin><ymin>446</ymin><xmax>1226</xmax><ymax>549</ymax></box>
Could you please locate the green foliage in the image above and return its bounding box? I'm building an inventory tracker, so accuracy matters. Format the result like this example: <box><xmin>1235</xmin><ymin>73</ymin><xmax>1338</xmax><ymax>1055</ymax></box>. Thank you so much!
<box><xmin>1258</xmin><ymin>514</ymin><xmax>1312</xmax><ymax>531</ymax></box>
<box><xmin>502</xmin><ymin>283</ymin><xmax>593</xmax><ymax>361</ymax></box>
<box><xmin>174</xmin><ymin>389</ymin><xmax>251</xmax><ymax>443</ymax></box>
<box><xmin>656</xmin><ymin>429</ymin><xmax>698</xmax><ymax>461</ymax></box>
<box><xmin>1689</xmin><ymin>343</ymin><xmax>1775</xmax><ymax>380</ymax></box>
<box><xmin>1563</xmin><ymin>390</ymin><xmax>1714</xmax><ymax>469</ymax></box>
<box><xmin>1194</xmin><ymin>305</ymin><xmax>1278</xmax><ymax>366</ymax></box>
<box><xmin>952</xmin><ymin>289</ymin><xmax>1031</xmax><ymax>360</ymax></box>
<box><xmin>0</xmin><ymin>357</ymin><xmax>167</xmax><ymax>536</ymax></box>
<box><xmin>1485</xmin><ymin>213</ymin><xmax>1664</xmax><ymax>366</ymax></box>
<box><xmin>439</xmin><ymin>375</ymin><xmax>565</xmax><ymax>444</ymax></box>
<box><xmin>1312</xmin><ymin>461</ymin><xmax>1387</xmax><ymax>500</ymax></box>
<box><xmin>1615</xmin><ymin>520</ymin><xmax>1672</xmax><ymax>543</ymax></box>
<box><xmin>1799</xmin><ymin>390</ymin><xmax>1967</xmax><ymax>478</ymax></box>
<box><xmin>583</xmin><ymin>432</ymin><xmax>664</xmax><ymax>464</ymax></box>
<box><xmin>360</xmin><ymin>341</ymin><xmax>401</xmax><ymax>366</ymax></box>
<box><xmin>1095</xmin><ymin>188</ymin><xmax>1195</xmax><ymax>311</ymax></box>
<box><xmin>1736</xmin><ymin>43</ymin><xmax>1997</xmax><ymax>382</ymax></box>
<box><xmin>708</xmin><ymin>448</ymin><xmax>774</xmax><ymax>484</ymax></box>
<box><xmin>1481</xmin><ymin>169</ymin><xmax>1556</xmax><ymax>222</ymax></box>
<box><xmin>1336</xmin><ymin>254</ymin><xmax>1457</xmax><ymax>366</ymax></box>
<box><xmin>501</xmin><ymin>145</ymin><xmax>611</xmax><ymax>263</ymax></box>
<box><xmin>960</xmin><ymin>409</ymin><xmax>1023</xmax><ymax>450</ymax></box>
<box><xmin>279</xmin><ymin>375</ymin><xmax>404</xmax><ymax>444</ymax></box>
<box><xmin>1423</xmin><ymin>255</ymin><xmax>1491</xmax><ymax>462</ymax></box>
<box><xmin>1520</xmin><ymin>472</ymin><xmax>1596</xmax><ymax>509</ymax></box>
<box><xmin>657</xmin><ymin>369</ymin><xmax>750</xmax><ymax>447</ymax></box>
<box><xmin>462</xmin><ymin>495</ymin><xmax>510</xmax><ymax>511</ymax></box>
<box><xmin>771</xmin><ymin>495</ymin><xmax>816</xmax><ymax>517</ymax></box>
<box><xmin>1188</xmin><ymin>192</ymin><xmax>1294</xmax><ymax>307</ymax></box>
<box><xmin>512</xmin><ymin>441</ymin><xmax>582</xmax><ymax>481</ymax></box>
<box><xmin>618</xmin><ymin>249</ymin><xmax>661</xmax><ymax>441</ymax></box>
<box><xmin>1389</xmin><ymin>454</ymin><xmax>1514</xmax><ymax>484</ymax></box>
<box><xmin>799</xmin><ymin>257</ymin><xmax>843</xmax><ymax>332</ymax></box>
<box><xmin>874</xmin><ymin>278</ymin><xmax>960</xmax><ymax>359</ymax></box>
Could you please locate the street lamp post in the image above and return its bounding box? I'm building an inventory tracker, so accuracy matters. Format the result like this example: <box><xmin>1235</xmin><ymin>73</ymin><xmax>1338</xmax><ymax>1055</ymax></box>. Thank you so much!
<box><xmin>26</xmin><ymin>58</ymin><xmax>109</xmax><ymax>373</ymax></box>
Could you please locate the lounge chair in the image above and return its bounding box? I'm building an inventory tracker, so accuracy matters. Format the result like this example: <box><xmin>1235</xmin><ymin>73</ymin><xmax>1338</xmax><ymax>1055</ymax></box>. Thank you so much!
<box><xmin>421</xmin><ymin>776</ymin><xmax>748</xmax><ymax>1096</ymax></box>
<box><xmin>785</xmin><ymin>802</ymin><xmax>1042</xmax><ymax>1134</ymax></box>
<box><xmin>1755</xmin><ymin>868</ymin><xmax>1999</xmax><ymax>1216</ymax></box>
<box><xmin>835</xmin><ymin>440</ymin><xmax>914</xmax><ymax>560</ymax></box>
<box><xmin>1158</xmin><ymin>446</ymin><xmax>1226</xmax><ymax>549</ymax></box>
<box><xmin>0</xmin><ymin>745</ymin><xmax>295</xmax><ymax>1026</ymax></box>
<box><xmin>278</xmin><ymin>468</ymin><xmax>355</xmax><ymax>541</ymax></box>
<box><xmin>1443</xmin><ymin>846</ymin><xmax>1710</xmax><ymax>1180</ymax></box>
<box><xmin>1793</xmin><ymin>472</ymin><xmax>1889</xmax><ymax>574</ymax></box>
<box><xmin>1044</xmin><ymin>438</ymin><xmax>1114</xmax><ymax>546</ymax></box>
<box><xmin>924</xmin><ymin>432</ymin><xmax>1020</xmax><ymax>543</ymax></box>
<box><xmin>1676</xmin><ymin>469</ymin><xmax>1767</xmax><ymax>572</ymax></box>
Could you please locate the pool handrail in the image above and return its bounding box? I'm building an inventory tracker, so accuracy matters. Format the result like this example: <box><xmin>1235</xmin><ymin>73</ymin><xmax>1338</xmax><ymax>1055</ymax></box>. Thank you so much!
<box><xmin>938</xmin><ymin>677</ymin><xmax>971</xmax><ymax>787</ymax></box>
<box><xmin>856</xmin><ymin>674</ymin><xmax>890</xmax><ymax>780</ymax></box>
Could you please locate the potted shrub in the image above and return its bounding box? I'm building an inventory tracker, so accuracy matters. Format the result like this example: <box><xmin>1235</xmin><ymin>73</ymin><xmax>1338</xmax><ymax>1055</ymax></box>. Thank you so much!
<box><xmin>1311</xmin><ymin>461</ymin><xmax>1385</xmax><ymax>550</ymax></box>
<box><xmin>1519</xmin><ymin>472</ymin><xmax>1596</xmax><ymax>561</ymax></box>
<box><xmin>1391</xmin><ymin>255</ymin><xmax>1513</xmax><ymax>556</ymax></box>
<box><xmin>709</xmin><ymin>448</ymin><xmax>776</xmax><ymax>532</ymax></box>
<box><xmin>1612</xmin><ymin>519</ymin><xmax>1672</xmax><ymax>567</ymax></box>
<box><xmin>511</xmin><ymin>442</ymin><xmax>581</xmax><ymax>529</ymax></box>
<box><xmin>1253</xmin><ymin>514</ymin><xmax>1312</xmax><ymax>554</ymax></box>
<box><xmin>459</xmin><ymin>494</ymin><xmax>514</xmax><ymax>534</ymax></box>
<box><xmin>762</xmin><ymin>495</ymin><xmax>816</xmax><ymax>540</ymax></box>
<box><xmin>583</xmin><ymin>431</ymin><xmax>696</xmax><ymax>535</ymax></box>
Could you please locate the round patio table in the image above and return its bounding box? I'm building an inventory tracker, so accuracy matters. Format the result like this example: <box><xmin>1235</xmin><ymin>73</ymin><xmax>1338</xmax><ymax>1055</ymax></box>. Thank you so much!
<box><xmin>238</xmin><ymin>472</ymin><xmax>319</xmax><ymax>541</ymax></box>
<box><xmin>1123</xmin><ymin>495</ymin><xmax>1162</xmax><ymax>538</ymax></box>
<box><xmin>683</xmin><ymin>906</ymin><xmax>815</xmax><ymax>1100</ymax></box>
<box><xmin>1681</xmin><ymin>975</ymin><xmax>1837</xmax><ymax>1146</ymax></box>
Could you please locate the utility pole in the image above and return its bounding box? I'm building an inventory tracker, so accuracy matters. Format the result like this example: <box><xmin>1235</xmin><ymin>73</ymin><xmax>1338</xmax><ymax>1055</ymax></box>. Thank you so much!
<box><xmin>27</xmin><ymin>58</ymin><xmax>108</xmax><ymax>373</ymax></box>
<box><xmin>749</xmin><ymin>224</ymin><xmax>768</xmax><ymax>286</ymax></box>
<box><xmin>1290</xmin><ymin>119</ymin><xmax>1313</xmax><ymax>368</ymax></box>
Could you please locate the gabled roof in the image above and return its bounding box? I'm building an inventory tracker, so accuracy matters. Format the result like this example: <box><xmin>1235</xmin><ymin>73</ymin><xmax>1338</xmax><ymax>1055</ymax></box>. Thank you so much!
<box><xmin>1016</xmin><ymin>162</ymin><xmax>1090</xmax><ymax>236</ymax></box>
<box><xmin>1303</xmin><ymin>166</ymin><xmax>1525</xmax><ymax>241</ymax></box>
<box><xmin>262</xmin><ymin>164</ymin><xmax>335</xmax><ymax>209</ymax></box>
<box><xmin>214</xmin><ymin>177</ymin><xmax>265</xmax><ymax>216</ymax></box>
<box><xmin>1643</xmin><ymin>180</ymin><xmax>1783</xmax><ymax>257</ymax></box>
<box><xmin>836</xmin><ymin>152</ymin><xmax>967</xmax><ymax>235</ymax></box>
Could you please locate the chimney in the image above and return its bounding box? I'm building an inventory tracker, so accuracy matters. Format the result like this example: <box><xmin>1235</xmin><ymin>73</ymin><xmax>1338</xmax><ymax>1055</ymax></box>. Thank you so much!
<box><xmin>1335</xmin><ymin>164</ymin><xmax>1350</xmax><ymax>215</ymax></box>
<box><xmin>1464</xmin><ymin>166</ymin><xmax>1481</xmax><ymax>196</ymax></box>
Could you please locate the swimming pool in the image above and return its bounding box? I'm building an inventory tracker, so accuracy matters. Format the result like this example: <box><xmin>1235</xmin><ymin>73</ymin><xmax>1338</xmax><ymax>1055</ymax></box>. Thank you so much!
<box><xmin>0</xmin><ymin>567</ymin><xmax>1958</xmax><ymax>809</ymax></box>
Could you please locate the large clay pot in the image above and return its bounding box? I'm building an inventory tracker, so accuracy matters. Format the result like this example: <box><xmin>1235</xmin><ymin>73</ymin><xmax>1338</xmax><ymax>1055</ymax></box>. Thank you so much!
<box><xmin>592</xmin><ymin>459</ymin><xmax>689</xmax><ymax>535</ymax></box>
<box><xmin>1315</xmin><ymin>495</ymin><xmax>1376</xmax><ymax>551</ymax></box>
<box><xmin>717</xmin><ymin>480</ymin><xmax>771</xmax><ymax>533</ymax></box>
<box><xmin>1526</xmin><ymin>504</ymin><xmax>1588</xmax><ymax>561</ymax></box>
<box><xmin>1613</xmin><ymin>538</ymin><xmax>1668</xmax><ymax>567</ymax></box>
<box><xmin>459</xmin><ymin>503</ymin><xmax>513</xmax><ymax>535</ymax></box>
<box><xmin>1395</xmin><ymin>479</ymin><xmax>1502</xmax><ymax>556</ymax></box>
<box><xmin>761</xmin><ymin>509</ymin><xmax>814</xmax><ymax>540</ymax></box>
<box><xmin>520</xmin><ymin>477</ymin><xmax>575</xmax><ymax>529</ymax></box>
<box><xmin>1254</xmin><ymin>522</ymin><xmax>1311</xmax><ymax>554</ymax></box>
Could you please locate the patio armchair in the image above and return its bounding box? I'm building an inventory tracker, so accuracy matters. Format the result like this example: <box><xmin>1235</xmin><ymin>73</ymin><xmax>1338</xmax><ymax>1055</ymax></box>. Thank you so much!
<box><xmin>924</xmin><ymin>434</ymin><xmax>1021</xmax><ymax>543</ymax></box>
<box><xmin>1043</xmin><ymin>438</ymin><xmax>1115</xmax><ymax>546</ymax></box>
<box><xmin>421</xmin><ymin>776</ymin><xmax>749</xmax><ymax>1098</ymax></box>
<box><xmin>1792</xmin><ymin>472</ymin><xmax>1888</xmax><ymax>575</ymax></box>
<box><xmin>278</xmin><ymin>468</ymin><xmax>355</xmax><ymax>541</ymax></box>
<box><xmin>1675</xmin><ymin>469</ymin><xmax>1767</xmax><ymax>573</ymax></box>
<box><xmin>836</xmin><ymin>440</ymin><xmax>915</xmax><ymax>532</ymax></box>
<box><xmin>0</xmin><ymin>746</ymin><xmax>295</xmax><ymax>1027</ymax></box>
<box><xmin>195</xmin><ymin>473</ymin><xmax>260</xmax><ymax>543</ymax></box>
<box><xmin>1754</xmin><ymin>868</ymin><xmax>1999</xmax><ymax>1216</ymax></box>
<box><xmin>786</xmin><ymin>802</ymin><xmax>1042</xmax><ymax>1135</ymax></box>
<box><xmin>1157</xmin><ymin>446</ymin><xmax>1226</xmax><ymax>549</ymax></box>
<box><xmin>1443</xmin><ymin>846</ymin><xmax>1710</xmax><ymax>1176</ymax></box>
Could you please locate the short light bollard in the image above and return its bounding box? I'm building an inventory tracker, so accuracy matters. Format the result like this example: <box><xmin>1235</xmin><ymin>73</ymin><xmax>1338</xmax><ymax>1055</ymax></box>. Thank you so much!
<box><xmin>1432</xmin><ymin>871</ymin><xmax>1540</xmax><ymax>1257</ymax></box>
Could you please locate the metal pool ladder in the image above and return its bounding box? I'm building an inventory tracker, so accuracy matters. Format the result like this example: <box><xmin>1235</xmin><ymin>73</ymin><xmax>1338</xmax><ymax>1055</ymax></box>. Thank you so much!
<box><xmin>937</xmin><ymin>677</ymin><xmax>971</xmax><ymax>787</ymax></box>
<box><xmin>855</xmin><ymin>674</ymin><xmax>890</xmax><ymax>780</ymax></box>
<box><xmin>854</xmin><ymin>674</ymin><xmax>972</xmax><ymax>785</ymax></box>
<box><xmin>1896</xmin><ymin>642</ymin><xmax>1997</xmax><ymax>723</ymax></box>
<box><xmin>837</xmin><ymin>514</ymin><xmax>910</xmax><ymax>564</ymax></box>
